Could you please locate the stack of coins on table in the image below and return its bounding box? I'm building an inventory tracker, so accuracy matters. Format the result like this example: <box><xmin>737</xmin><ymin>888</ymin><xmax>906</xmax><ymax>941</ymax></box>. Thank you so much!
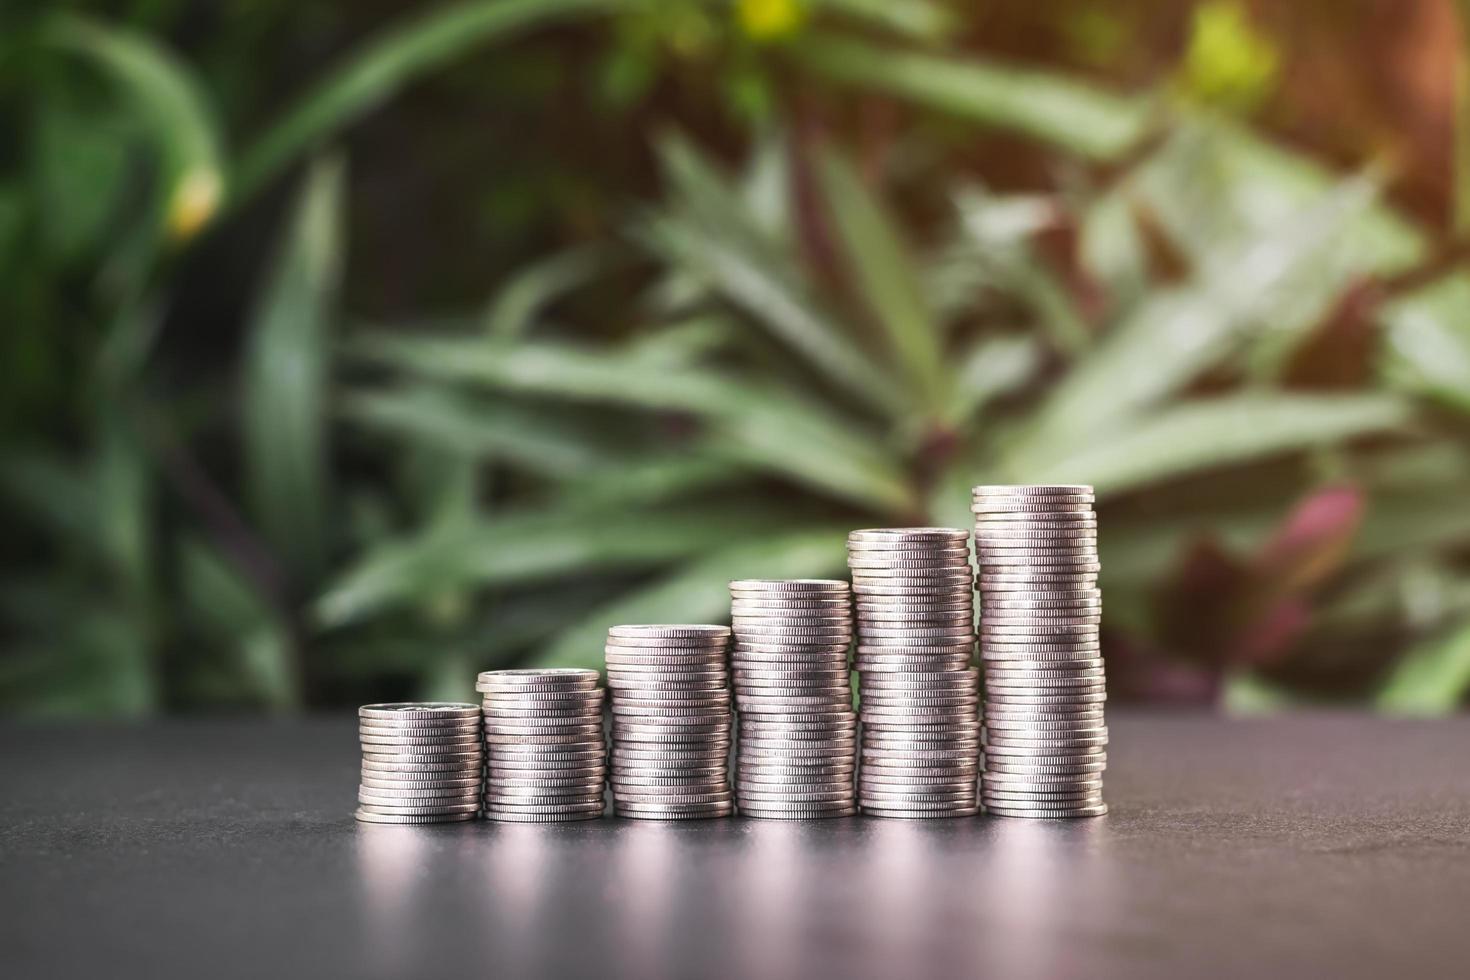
<box><xmin>478</xmin><ymin>669</ymin><xmax>606</xmax><ymax>823</ymax></box>
<box><xmin>973</xmin><ymin>484</ymin><xmax>1107</xmax><ymax>818</ymax></box>
<box><xmin>605</xmin><ymin>625</ymin><xmax>734</xmax><ymax>820</ymax></box>
<box><xmin>849</xmin><ymin>528</ymin><xmax>980</xmax><ymax>818</ymax></box>
<box><xmin>729</xmin><ymin>580</ymin><xmax>857</xmax><ymax>819</ymax></box>
<box><xmin>356</xmin><ymin>703</ymin><xmax>483</xmax><ymax>824</ymax></box>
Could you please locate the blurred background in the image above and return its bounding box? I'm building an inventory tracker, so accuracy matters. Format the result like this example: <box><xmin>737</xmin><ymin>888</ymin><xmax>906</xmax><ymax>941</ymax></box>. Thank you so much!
<box><xmin>3</xmin><ymin>0</ymin><xmax>1469</xmax><ymax>717</ymax></box>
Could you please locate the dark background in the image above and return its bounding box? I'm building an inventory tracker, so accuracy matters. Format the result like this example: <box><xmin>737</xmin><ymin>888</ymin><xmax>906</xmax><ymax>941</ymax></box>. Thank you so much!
<box><xmin>3</xmin><ymin>0</ymin><xmax>1470</xmax><ymax>715</ymax></box>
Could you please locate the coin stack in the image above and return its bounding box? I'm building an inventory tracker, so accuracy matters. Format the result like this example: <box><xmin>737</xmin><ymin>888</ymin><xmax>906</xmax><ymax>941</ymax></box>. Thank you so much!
<box><xmin>973</xmin><ymin>484</ymin><xmax>1107</xmax><ymax>818</ymax></box>
<box><xmin>605</xmin><ymin>625</ymin><xmax>734</xmax><ymax>820</ymax></box>
<box><xmin>729</xmin><ymin>580</ymin><xmax>857</xmax><ymax>819</ymax></box>
<box><xmin>849</xmin><ymin>528</ymin><xmax>980</xmax><ymax>818</ymax></box>
<box><xmin>478</xmin><ymin>669</ymin><xmax>606</xmax><ymax>822</ymax></box>
<box><xmin>356</xmin><ymin>703</ymin><xmax>483</xmax><ymax>824</ymax></box>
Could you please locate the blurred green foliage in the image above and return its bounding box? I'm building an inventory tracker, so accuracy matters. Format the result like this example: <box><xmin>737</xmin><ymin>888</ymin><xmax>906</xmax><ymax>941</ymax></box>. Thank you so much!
<box><xmin>3</xmin><ymin>0</ymin><xmax>1470</xmax><ymax>715</ymax></box>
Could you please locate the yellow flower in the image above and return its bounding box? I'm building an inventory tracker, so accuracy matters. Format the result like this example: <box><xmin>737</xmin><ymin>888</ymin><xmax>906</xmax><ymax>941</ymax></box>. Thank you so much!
<box><xmin>738</xmin><ymin>0</ymin><xmax>805</xmax><ymax>43</ymax></box>
<box><xmin>167</xmin><ymin>167</ymin><xmax>223</xmax><ymax>242</ymax></box>
<box><xmin>1179</xmin><ymin>0</ymin><xmax>1280</xmax><ymax>112</ymax></box>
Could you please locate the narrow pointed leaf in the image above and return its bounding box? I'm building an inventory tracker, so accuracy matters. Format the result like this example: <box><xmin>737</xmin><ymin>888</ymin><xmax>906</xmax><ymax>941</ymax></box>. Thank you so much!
<box><xmin>242</xmin><ymin>155</ymin><xmax>342</xmax><ymax>580</ymax></box>
<box><xmin>798</xmin><ymin>36</ymin><xmax>1152</xmax><ymax>160</ymax></box>
<box><xmin>819</xmin><ymin>151</ymin><xmax>947</xmax><ymax>411</ymax></box>
<box><xmin>1007</xmin><ymin>393</ymin><xmax>1411</xmax><ymax>497</ymax></box>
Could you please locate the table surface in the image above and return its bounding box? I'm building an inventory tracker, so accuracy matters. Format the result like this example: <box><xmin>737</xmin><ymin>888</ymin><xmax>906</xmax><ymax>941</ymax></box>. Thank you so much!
<box><xmin>3</xmin><ymin>713</ymin><xmax>1468</xmax><ymax>980</ymax></box>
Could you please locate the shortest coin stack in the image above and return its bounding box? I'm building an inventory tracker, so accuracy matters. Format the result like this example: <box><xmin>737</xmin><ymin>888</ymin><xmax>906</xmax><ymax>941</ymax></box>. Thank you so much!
<box><xmin>606</xmin><ymin>625</ymin><xmax>734</xmax><ymax>820</ymax></box>
<box><xmin>357</xmin><ymin>703</ymin><xmax>483</xmax><ymax>824</ymax></box>
<box><xmin>479</xmin><ymin>669</ymin><xmax>606</xmax><ymax>823</ymax></box>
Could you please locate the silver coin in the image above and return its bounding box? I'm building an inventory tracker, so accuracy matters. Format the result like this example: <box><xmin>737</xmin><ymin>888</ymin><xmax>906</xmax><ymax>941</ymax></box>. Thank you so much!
<box><xmin>480</xmin><ymin>685</ymin><xmax>605</xmax><ymax>700</ymax></box>
<box><xmin>356</xmin><ymin>802</ymin><xmax>480</xmax><ymax>816</ymax></box>
<box><xmin>359</xmin><ymin>775</ymin><xmax>483</xmax><ymax>791</ymax></box>
<box><xmin>974</xmin><ymin>530</ymin><xmax>1099</xmax><ymax>547</ymax></box>
<box><xmin>738</xmin><ymin>715</ymin><xmax>856</xmax><ymax>732</ymax></box>
<box><xmin>981</xmin><ymin>586</ymin><xmax>1101</xmax><ymax>601</ymax></box>
<box><xmin>738</xmin><ymin>791</ymin><xmax>853</xmax><ymax>806</ymax></box>
<box><xmin>848</xmin><ymin>526</ymin><xmax>968</xmax><ymax>542</ymax></box>
<box><xmin>985</xmin><ymin>658</ymin><xmax>1105</xmax><ymax>672</ymax></box>
<box><xmin>861</xmin><ymin>806</ymin><xmax>978</xmax><ymax>819</ymax></box>
<box><xmin>613</xmin><ymin>801</ymin><xmax>734</xmax><ymax>819</ymax></box>
<box><xmin>603</xmin><ymin>648</ymin><xmax>729</xmax><ymax>663</ymax></box>
<box><xmin>982</xmin><ymin>649</ymin><xmax>1101</xmax><ymax>664</ymax></box>
<box><xmin>354</xmin><ymin>809</ymin><xmax>477</xmax><ymax>825</ymax></box>
<box><xmin>978</xmin><ymin>578</ymin><xmax>1099</xmax><ymax>593</ymax></box>
<box><xmin>983</xmin><ymin>736</ymin><xmax>1109</xmax><ymax>752</ymax></box>
<box><xmin>982</xmin><ymin>779</ymin><xmax>1103</xmax><ymax>796</ymax></box>
<box><xmin>608</xmin><ymin>624</ymin><xmax>731</xmax><ymax>640</ymax></box>
<box><xmin>476</xmin><ymin>666</ymin><xmax>599</xmax><ymax>686</ymax></box>
<box><xmin>612</xmin><ymin>721</ymin><xmax>731</xmax><ymax>736</ymax></box>
<box><xmin>359</xmin><ymin>702</ymin><xmax>479</xmax><ymax>721</ymax></box>
<box><xmin>480</xmin><ymin>756</ymin><xmax>605</xmax><ymax>771</ymax></box>
<box><xmin>480</xmin><ymin>799</ymin><xmax>604</xmax><ymax>814</ymax></box>
<box><xmin>983</xmin><ymin>765</ymin><xmax>1107</xmax><ymax>780</ymax></box>
<box><xmin>982</xmin><ymin>794</ymin><xmax>1106</xmax><ymax>809</ymax></box>
<box><xmin>482</xmin><ymin>809</ymin><xmax>603</xmax><ymax>823</ymax></box>
<box><xmin>361</xmin><ymin>753</ymin><xmax>482</xmax><ymax>770</ymax></box>
<box><xmin>357</xmin><ymin>725</ymin><xmax>482</xmax><ymax>740</ymax></box>
<box><xmin>608</xmin><ymin>679</ymin><xmax>728</xmax><ymax>694</ymax></box>
<box><xmin>359</xmin><ymin>787</ymin><xmax>482</xmax><ymax>803</ymax></box>
<box><xmin>971</xmin><ymin>483</ymin><xmax>1093</xmax><ymax>497</ymax></box>
<box><xmin>737</xmin><ymin>772</ymin><xmax>855</xmax><ymax>786</ymax></box>
<box><xmin>729</xmin><ymin>579</ymin><xmax>850</xmax><ymax>594</ymax></box>
<box><xmin>970</xmin><ymin>494</ymin><xmax>1094</xmax><ymax>508</ymax></box>
<box><xmin>739</xmin><ymin>806</ymin><xmax>855</xmax><ymax>819</ymax></box>
<box><xmin>605</xmin><ymin>667</ymin><xmax>728</xmax><ymax>681</ymax></box>
<box><xmin>983</xmin><ymin>682</ymin><xmax>1106</xmax><ymax>696</ymax></box>
<box><xmin>734</xmin><ymin>670</ymin><xmax>849</xmax><ymax>686</ymax></box>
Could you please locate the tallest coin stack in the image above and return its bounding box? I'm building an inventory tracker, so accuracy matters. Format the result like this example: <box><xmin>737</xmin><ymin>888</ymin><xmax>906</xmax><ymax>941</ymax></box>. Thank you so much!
<box><xmin>973</xmin><ymin>485</ymin><xmax>1107</xmax><ymax>818</ymax></box>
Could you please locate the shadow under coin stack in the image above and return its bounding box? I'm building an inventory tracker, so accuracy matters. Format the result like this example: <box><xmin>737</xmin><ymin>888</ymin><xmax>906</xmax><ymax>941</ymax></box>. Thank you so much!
<box><xmin>973</xmin><ymin>484</ymin><xmax>1107</xmax><ymax>818</ymax></box>
<box><xmin>850</xmin><ymin>529</ymin><xmax>980</xmax><ymax>819</ymax></box>
<box><xmin>356</xmin><ymin>703</ymin><xmax>483</xmax><ymax>824</ymax></box>
<box><xmin>478</xmin><ymin>669</ymin><xmax>606</xmax><ymax>823</ymax></box>
<box><xmin>729</xmin><ymin>580</ymin><xmax>858</xmax><ymax>819</ymax></box>
<box><xmin>605</xmin><ymin>625</ymin><xmax>734</xmax><ymax>820</ymax></box>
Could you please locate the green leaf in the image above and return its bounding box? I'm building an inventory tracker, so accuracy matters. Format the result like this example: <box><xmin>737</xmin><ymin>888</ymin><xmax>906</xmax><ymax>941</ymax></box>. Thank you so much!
<box><xmin>797</xmin><ymin>36</ymin><xmax>1153</xmax><ymax>160</ymax></box>
<box><xmin>947</xmin><ymin>334</ymin><xmax>1042</xmax><ymax>423</ymax></box>
<box><xmin>1023</xmin><ymin>176</ymin><xmax>1381</xmax><ymax>449</ymax></box>
<box><xmin>1007</xmin><ymin>393</ymin><xmax>1412</xmax><ymax>497</ymax></box>
<box><xmin>313</xmin><ymin>502</ymin><xmax>824</xmax><ymax>628</ymax></box>
<box><xmin>1379</xmin><ymin>274</ymin><xmax>1470</xmax><ymax>415</ymax></box>
<box><xmin>45</xmin><ymin>14</ymin><xmax>224</xmax><ymax>241</ymax></box>
<box><xmin>31</xmin><ymin>97</ymin><xmax>132</xmax><ymax>262</ymax></box>
<box><xmin>242</xmin><ymin>155</ymin><xmax>343</xmax><ymax>580</ymax></box>
<box><xmin>354</xmin><ymin>334</ymin><xmax>915</xmax><ymax>511</ymax></box>
<box><xmin>536</xmin><ymin>526</ymin><xmax>850</xmax><ymax>668</ymax></box>
<box><xmin>1079</xmin><ymin>184</ymin><xmax>1149</xmax><ymax>305</ymax></box>
<box><xmin>482</xmin><ymin>244</ymin><xmax>607</xmax><ymax>338</ymax></box>
<box><xmin>177</xmin><ymin>538</ymin><xmax>296</xmax><ymax>710</ymax></box>
<box><xmin>234</xmin><ymin>0</ymin><xmax>619</xmax><ymax>201</ymax></box>
<box><xmin>1377</xmin><ymin>621</ymin><xmax>1470</xmax><ymax>715</ymax></box>
<box><xmin>341</xmin><ymin>386</ymin><xmax>615</xmax><ymax>476</ymax></box>
<box><xmin>811</xmin><ymin>0</ymin><xmax>954</xmax><ymax>40</ymax></box>
<box><xmin>1137</xmin><ymin>115</ymin><xmax>1421</xmax><ymax>274</ymax></box>
<box><xmin>818</xmin><ymin>151</ymin><xmax>948</xmax><ymax>412</ymax></box>
<box><xmin>645</xmin><ymin>137</ymin><xmax>905</xmax><ymax>417</ymax></box>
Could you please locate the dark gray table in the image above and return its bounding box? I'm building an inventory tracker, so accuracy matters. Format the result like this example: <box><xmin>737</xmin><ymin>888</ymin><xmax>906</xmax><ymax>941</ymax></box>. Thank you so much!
<box><xmin>3</xmin><ymin>714</ymin><xmax>1468</xmax><ymax>979</ymax></box>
